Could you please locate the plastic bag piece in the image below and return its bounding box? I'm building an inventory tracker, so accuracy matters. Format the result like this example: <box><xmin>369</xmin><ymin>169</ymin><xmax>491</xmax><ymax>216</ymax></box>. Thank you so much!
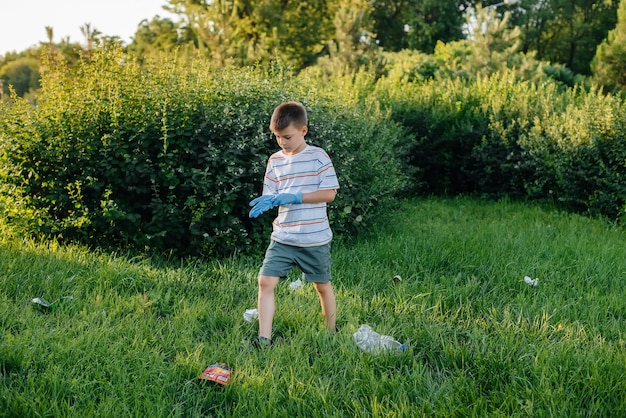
<box><xmin>353</xmin><ymin>324</ymin><xmax>407</xmax><ymax>354</ymax></box>
<box><xmin>289</xmin><ymin>278</ymin><xmax>303</xmax><ymax>290</ymax></box>
<box><xmin>524</xmin><ymin>276</ymin><xmax>538</xmax><ymax>287</ymax></box>
<box><xmin>30</xmin><ymin>296</ymin><xmax>73</xmax><ymax>311</ymax></box>
<box><xmin>244</xmin><ymin>308</ymin><xmax>258</xmax><ymax>322</ymax></box>
<box><xmin>199</xmin><ymin>362</ymin><xmax>232</xmax><ymax>385</ymax></box>
<box><xmin>31</xmin><ymin>297</ymin><xmax>53</xmax><ymax>310</ymax></box>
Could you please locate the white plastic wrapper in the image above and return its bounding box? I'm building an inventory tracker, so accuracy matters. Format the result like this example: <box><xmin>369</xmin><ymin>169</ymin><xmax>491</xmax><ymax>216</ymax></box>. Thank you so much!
<box><xmin>243</xmin><ymin>308</ymin><xmax>258</xmax><ymax>322</ymax></box>
<box><xmin>289</xmin><ymin>278</ymin><xmax>303</xmax><ymax>290</ymax></box>
<box><xmin>524</xmin><ymin>276</ymin><xmax>539</xmax><ymax>287</ymax></box>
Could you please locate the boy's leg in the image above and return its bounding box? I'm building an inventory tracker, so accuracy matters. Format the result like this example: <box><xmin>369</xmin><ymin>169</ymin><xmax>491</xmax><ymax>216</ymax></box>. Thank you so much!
<box><xmin>312</xmin><ymin>281</ymin><xmax>337</xmax><ymax>332</ymax></box>
<box><xmin>258</xmin><ymin>274</ymin><xmax>280</xmax><ymax>339</ymax></box>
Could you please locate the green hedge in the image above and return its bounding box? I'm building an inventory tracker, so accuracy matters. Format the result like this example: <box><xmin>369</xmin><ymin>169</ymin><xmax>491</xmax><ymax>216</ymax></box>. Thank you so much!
<box><xmin>2</xmin><ymin>48</ymin><xmax>625</xmax><ymax>256</ymax></box>
<box><xmin>0</xmin><ymin>49</ymin><xmax>409</xmax><ymax>257</ymax></box>
<box><xmin>519</xmin><ymin>84</ymin><xmax>626</xmax><ymax>220</ymax></box>
<box><xmin>375</xmin><ymin>71</ymin><xmax>626</xmax><ymax>222</ymax></box>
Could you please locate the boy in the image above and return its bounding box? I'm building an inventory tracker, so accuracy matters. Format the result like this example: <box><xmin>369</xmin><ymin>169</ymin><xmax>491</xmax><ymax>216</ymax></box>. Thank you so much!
<box><xmin>249</xmin><ymin>101</ymin><xmax>339</xmax><ymax>346</ymax></box>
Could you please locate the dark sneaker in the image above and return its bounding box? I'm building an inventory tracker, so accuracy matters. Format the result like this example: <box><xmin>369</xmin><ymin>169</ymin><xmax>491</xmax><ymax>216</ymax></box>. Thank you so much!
<box><xmin>252</xmin><ymin>336</ymin><xmax>273</xmax><ymax>349</ymax></box>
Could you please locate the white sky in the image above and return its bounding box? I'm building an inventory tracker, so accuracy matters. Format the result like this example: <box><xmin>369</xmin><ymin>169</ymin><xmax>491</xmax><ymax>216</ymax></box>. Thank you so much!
<box><xmin>1</xmin><ymin>0</ymin><xmax>179</xmax><ymax>56</ymax></box>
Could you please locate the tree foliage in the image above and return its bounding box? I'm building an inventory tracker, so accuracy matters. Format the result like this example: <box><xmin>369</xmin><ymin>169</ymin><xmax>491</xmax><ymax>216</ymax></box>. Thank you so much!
<box><xmin>464</xmin><ymin>5</ymin><xmax>523</xmax><ymax>76</ymax></box>
<box><xmin>0</xmin><ymin>57</ymin><xmax>40</xmax><ymax>99</ymax></box>
<box><xmin>164</xmin><ymin>0</ymin><xmax>335</xmax><ymax>69</ymax></box>
<box><xmin>592</xmin><ymin>0</ymin><xmax>626</xmax><ymax>92</ymax></box>
<box><xmin>2</xmin><ymin>0</ymin><xmax>625</xmax><ymax>95</ymax></box>
<box><xmin>380</xmin><ymin>7</ymin><xmax>547</xmax><ymax>85</ymax></box>
<box><xmin>313</xmin><ymin>0</ymin><xmax>385</xmax><ymax>76</ymax></box>
<box><xmin>372</xmin><ymin>0</ymin><xmax>470</xmax><ymax>53</ymax></box>
<box><xmin>510</xmin><ymin>0</ymin><xmax>619</xmax><ymax>75</ymax></box>
<box><xmin>126</xmin><ymin>16</ymin><xmax>196</xmax><ymax>60</ymax></box>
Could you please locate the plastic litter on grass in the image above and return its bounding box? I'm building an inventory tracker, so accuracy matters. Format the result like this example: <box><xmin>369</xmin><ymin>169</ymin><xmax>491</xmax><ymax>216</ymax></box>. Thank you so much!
<box><xmin>243</xmin><ymin>308</ymin><xmax>258</xmax><ymax>322</ymax></box>
<box><xmin>524</xmin><ymin>276</ymin><xmax>539</xmax><ymax>287</ymax></box>
<box><xmin>353</xmin><ymin>324</ymin><xmax>407</xmax><ymax>354</ymax></box>
<box><xmin>30</xmin><ymin>296</ymin><xmax>74</xmax><ymax>311</ymax></box>
<box><xmin>289</xmin><ymin>278</ymin><xmax>303</xmax><ymax>290</ymax></box>
<box><xmin>199</xmin><ymin>362</ymin><xmax>232</xmax><ymax>385</ymax></box>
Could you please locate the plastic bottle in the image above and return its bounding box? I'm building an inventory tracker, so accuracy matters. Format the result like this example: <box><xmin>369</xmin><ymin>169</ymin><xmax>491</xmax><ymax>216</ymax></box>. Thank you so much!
<box><xmin>352</xmin><ymin>324</ymin><xmax>407</xmax><ymax>354</ymax></box>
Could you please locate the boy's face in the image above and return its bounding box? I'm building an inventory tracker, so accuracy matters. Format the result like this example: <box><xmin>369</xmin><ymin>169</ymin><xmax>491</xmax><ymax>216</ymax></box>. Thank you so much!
<box><xmin>272</xmin><ymin>123</ymin><xmax>307</xmax><ymax>156</ymax></box>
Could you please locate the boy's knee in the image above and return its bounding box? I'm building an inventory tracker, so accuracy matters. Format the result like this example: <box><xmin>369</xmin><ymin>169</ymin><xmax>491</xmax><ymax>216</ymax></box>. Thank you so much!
<box><xmin>258</xmin><ymin>275</ymin><xmax>279</xmax><ymax>290</ymax></box>
<box><xmin>313</xmin><ymin>281</ymin><xmax>332</xmax><ymax>294</ymax></box>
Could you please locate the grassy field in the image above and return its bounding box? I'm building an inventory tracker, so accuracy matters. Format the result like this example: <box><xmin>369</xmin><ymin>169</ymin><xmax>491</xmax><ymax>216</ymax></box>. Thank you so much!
<box><xmin>1</xmin><ymin>197</ymin><xmax>625</xmax><ymax>417</ymax></box>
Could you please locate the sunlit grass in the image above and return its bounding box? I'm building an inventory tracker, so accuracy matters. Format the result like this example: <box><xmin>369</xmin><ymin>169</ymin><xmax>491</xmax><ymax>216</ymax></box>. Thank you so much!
<box><xmin>1</xmin><ymin>197</ymin><xmax>626</xmax><ymax>416</ymax></box>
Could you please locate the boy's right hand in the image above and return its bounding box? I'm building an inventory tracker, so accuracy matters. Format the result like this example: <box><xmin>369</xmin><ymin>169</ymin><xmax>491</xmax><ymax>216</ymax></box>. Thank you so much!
<box><xmin>249</xmin><ymin>192</ymin><xmax>303</xmax><ymax>218</ymax></box>
<box><xmin>249</xmin><ymin>195</ymin><xmax>275</xmax><ymax>218</ymax></box>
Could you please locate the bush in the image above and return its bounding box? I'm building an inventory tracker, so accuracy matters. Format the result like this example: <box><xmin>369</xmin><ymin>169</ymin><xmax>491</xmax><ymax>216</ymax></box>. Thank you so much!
<box><xmin>519</xmin><ymin>85</ymin><xmax>626</xmax><ymax>220</ymax></box>
<box><xmin>375</xmin><ymin>71</ymin><xmax>626</xmax><ymax>222</ymax></box>
<box><xmin>375</xmin><ymin>75</ymin><xmax>492</xmax><ymax>195</ymax></box>
<box><xmin>293</xmin><ymin>69</ymin><xmax>412</xmax><ymax>234</ymax></box>
<box><xmin>0</xmin><ymin>48</ymin><xmax>410</xmax><ymax>257</ymax></box>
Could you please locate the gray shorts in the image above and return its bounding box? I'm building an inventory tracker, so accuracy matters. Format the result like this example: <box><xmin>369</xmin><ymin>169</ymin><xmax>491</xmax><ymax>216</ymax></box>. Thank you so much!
<box><xmin>259</xmin><ymin>240</ymin><xmax>332</xmax><ymax>283</ymax></box>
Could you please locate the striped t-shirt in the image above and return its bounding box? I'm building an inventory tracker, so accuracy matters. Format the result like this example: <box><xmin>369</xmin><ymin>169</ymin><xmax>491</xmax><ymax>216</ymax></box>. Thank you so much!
<box><xmin>262</xmin><ymin>145</ymin><xmax>339</xmax><ymax>247</ymax></box>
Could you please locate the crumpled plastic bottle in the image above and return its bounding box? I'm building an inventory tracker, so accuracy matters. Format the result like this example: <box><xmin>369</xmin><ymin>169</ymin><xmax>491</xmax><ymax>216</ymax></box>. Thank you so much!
<box><xmin>353</xmin><ymin>324</ymin><xmax>407</xmax><ymax>354</ymax></box>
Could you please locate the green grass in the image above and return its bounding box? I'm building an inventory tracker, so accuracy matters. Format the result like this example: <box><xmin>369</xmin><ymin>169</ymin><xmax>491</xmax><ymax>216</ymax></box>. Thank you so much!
<box><xmin>2</xmin><ymin>197</ymin><xmax>626</xmax><ymax>417</ymax></box>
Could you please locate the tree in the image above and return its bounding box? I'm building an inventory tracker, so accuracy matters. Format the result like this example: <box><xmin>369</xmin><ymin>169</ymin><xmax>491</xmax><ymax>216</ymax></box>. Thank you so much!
<box><xmin>372</xmin><ymin>0</ymin><xmax>471</xmax><ymax>53</ymax></box>
<box><xmin>80</xmin><ymin>23</ymin><xmax>102</xmax><ymax>56</ymax></box>
<box><xmin>510</xmin><ymin>0</ymin><xmax>619</xmax><ymax>75</ymax></box>
<box><xmin>0</xmin><ymin>57</ymin><xmax>40</xmax><ymax>98</ymax></box>
<box><xmin>127</xmin><ymin>16</ymin><xmax>193</xmax><ymax>59</ymax></box>
<box><xmin>592</xmin><ymin>0</ymin><xmax>626</xmax><ymax>91</ymax></box>
<box><xmin>165</xmin><ymin>0</ymin><xmax>335</xmax><ymax>69</ymax></box>
<box><xmin>425</xmin><ymin>5</ymin><xmax>525</xmax><ymax>80</ymax></box>
<box><xmin>465</xmin><ymin>5</ymin><xmax>523</xmax><ymax>76</ymax></box>
<box><xmin>315</xmin><ymin>0</ymin><xmax>384</xmax><ymax>75</ymax></box>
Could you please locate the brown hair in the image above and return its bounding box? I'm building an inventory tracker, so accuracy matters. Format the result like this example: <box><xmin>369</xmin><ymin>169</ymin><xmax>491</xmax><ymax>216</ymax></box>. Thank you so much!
<box><xmin>269</xmin><ymin>101</ymin><xmax>308</xmax><ymax>131</ymax></box>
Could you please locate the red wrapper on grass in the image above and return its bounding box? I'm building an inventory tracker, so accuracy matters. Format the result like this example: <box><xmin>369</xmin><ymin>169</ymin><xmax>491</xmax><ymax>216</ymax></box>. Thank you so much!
<box><xmin>199</xmin><ymin>362</ymin><xmax>232</xmax><ymax>385</ymax></box>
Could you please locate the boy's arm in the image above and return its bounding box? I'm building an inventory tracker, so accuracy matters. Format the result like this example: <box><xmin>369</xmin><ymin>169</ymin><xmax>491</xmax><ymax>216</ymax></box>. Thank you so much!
<box><xmin>249</xmin><ymin>189</ymin><xmax>337</xmax><ymax>218</ymax></box>
<box><xmin>301</xmin><ymin>189</ymin><xmax>337</xmax><ymax>204</ymax></box>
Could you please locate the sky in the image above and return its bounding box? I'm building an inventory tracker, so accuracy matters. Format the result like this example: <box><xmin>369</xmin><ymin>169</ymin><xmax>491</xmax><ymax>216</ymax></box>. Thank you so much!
<box><xmin>1</xmin><ymin>0</ymin><xmax>178</xmax><ymax>56</ymax></box>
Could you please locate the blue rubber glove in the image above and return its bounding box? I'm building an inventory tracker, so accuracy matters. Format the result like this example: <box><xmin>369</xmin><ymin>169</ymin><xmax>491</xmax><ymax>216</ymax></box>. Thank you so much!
<box><xmin>272</xmin><ymin>192</ymin><xmax>303</xmax><ymax>206</ymax></box>
<box><xmin>248</xmin><ymin>192</ymin><xmax>303</xmax><ymax>218</ymax></box>
<box><xmin>249</xmin><ymin>195</ymin><xmax>275</xmax><ymax>218</ymax></box>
